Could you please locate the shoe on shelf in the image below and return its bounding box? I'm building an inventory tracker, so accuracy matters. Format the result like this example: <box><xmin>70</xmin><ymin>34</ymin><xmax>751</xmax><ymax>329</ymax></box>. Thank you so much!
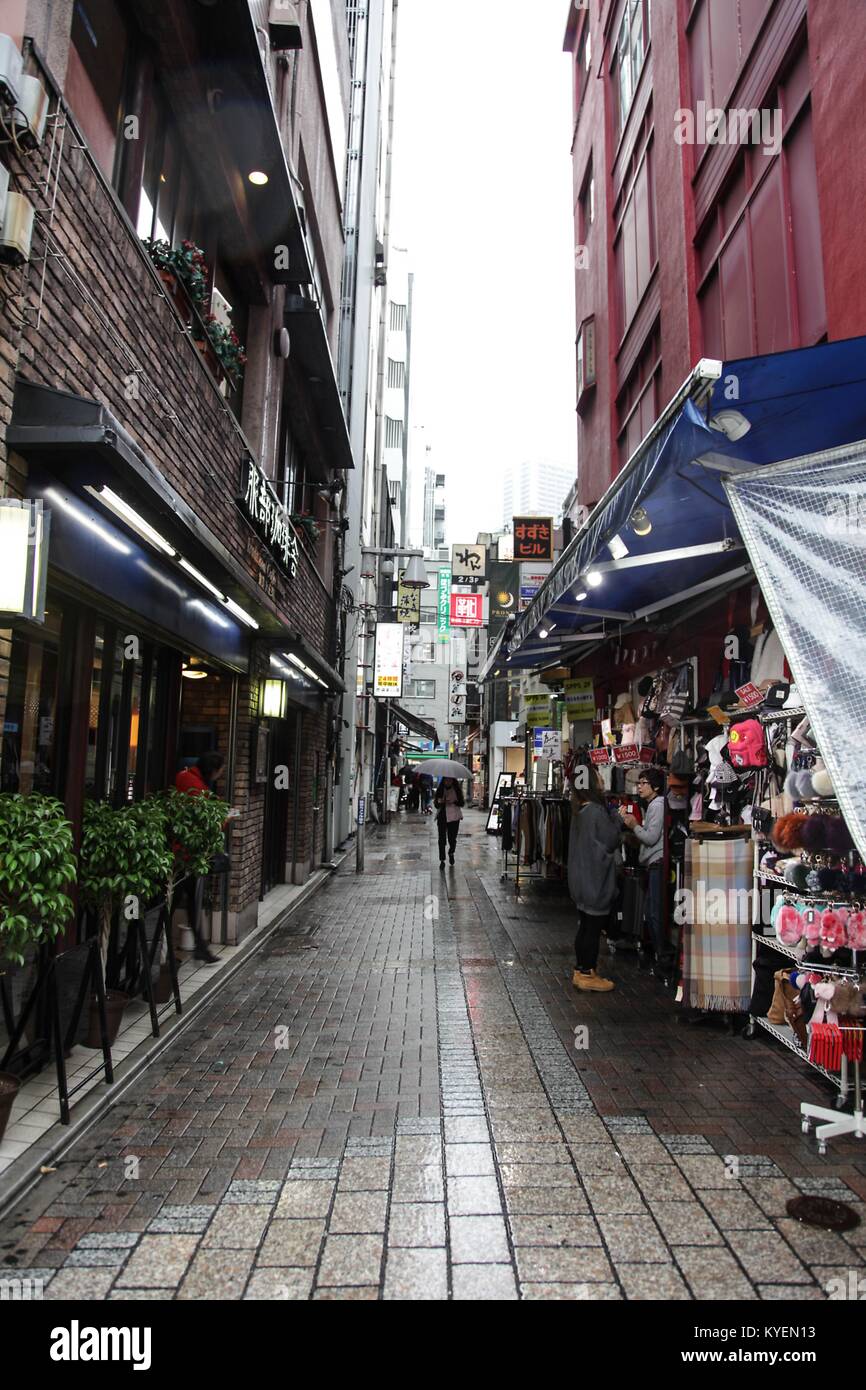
<box><xmin>572</xmin><ymin>969</ymin><xmax>615</xmax><ymax>993</ymax></box>
<box><xmin>193</xmin><ymin>946</ymin><xmax>219</xmax><ymax>964</ymax></box>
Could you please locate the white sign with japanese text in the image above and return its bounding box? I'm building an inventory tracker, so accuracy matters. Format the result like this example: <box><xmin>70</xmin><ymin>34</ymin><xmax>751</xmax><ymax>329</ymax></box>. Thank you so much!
<box><xmin>373</xmin><ymin>623</ymin><xmax>405</xmax><ymax>699</ymax></box>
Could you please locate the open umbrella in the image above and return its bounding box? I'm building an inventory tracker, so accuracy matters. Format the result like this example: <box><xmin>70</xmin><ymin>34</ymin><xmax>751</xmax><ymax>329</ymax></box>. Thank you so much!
<box><xmin>407</xmin><ymin>757</ymin><xmax>472</xmax><ymax>780</ymax></box>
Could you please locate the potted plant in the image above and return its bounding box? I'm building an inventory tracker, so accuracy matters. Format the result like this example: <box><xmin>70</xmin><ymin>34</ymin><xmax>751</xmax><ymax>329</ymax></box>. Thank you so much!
<box><xmin>142</xmin><ymin>237</ymin><xmax>210</xmax><ymax>318</ymax></box>
<box><xmin>0</xmin><ymin>793</ymin><xmax>76</xmax><ymax>1141</ymax></box>
<box><xmin>78</xmin><ymin>798</ymin><xmax>173</xmax><ymax>1046</ymax></box>
<box><xmin>290</xmin><ymin>513</ymin><xmax>321</xmax><ymax>545</ymax></box>
<box><xmin>202</xmin><ymin>314</ymin><xmax>247</xmax><ymax>382</ymax></box>
<box><xmin>163</xmin><ymin>788</ymin><xmax>230</xmax><ymax>955</ymax></box>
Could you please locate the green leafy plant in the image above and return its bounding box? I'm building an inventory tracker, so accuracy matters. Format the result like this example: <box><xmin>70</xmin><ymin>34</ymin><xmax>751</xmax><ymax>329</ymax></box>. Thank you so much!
<box><xmin>291</xmin><ymin>513</ymin><xmax>321</xmax><ymax>543</ymax></box>
<box><xmin>79</xmin><ymin>798</ymin><xmax>174</xmax><ymax>968</ymax></box>
<box><xmin>141</xmin><ymin>237</ymin><xmax>209</xmax><ymax>312</ymax></box>
<box><xmin>0</xmin><ymin>794</ymin><xmax>76</xmax><ymax>966</ymax></box>
<box><xmin>162</xmin><ymin>788</ymin><xmax>230</xmax><ymax>883</ymax></box>
<box><xmin>202</xmin><ymin>314</ymin><xmax>247</xmax><ymax>379</ymax></box>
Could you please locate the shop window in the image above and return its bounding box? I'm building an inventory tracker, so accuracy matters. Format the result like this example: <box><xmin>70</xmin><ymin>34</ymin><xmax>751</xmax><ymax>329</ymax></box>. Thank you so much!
<box><xmin>86</xmin><ymin>625</ymin><xmax>160</xmax><ymax>805</ymax></box>
<box><xmin>688</xmin><ymin>0</ymin><xmax>766</xmax><ymax>113</ymax></box>
<box><xmin>0</xmin><ymin>613</ymin><xmax>62</xmax><ymax>794</ymax></box>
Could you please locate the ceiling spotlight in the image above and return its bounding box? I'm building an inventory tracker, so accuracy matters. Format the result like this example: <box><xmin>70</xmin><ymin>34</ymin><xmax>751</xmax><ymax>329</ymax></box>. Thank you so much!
<box><xmin>586</xmin><ymin>570</ymin><xmax>603</xmax><ymax>588</ymax></box>
<box><xmin>248</xmin><ymin>170</ymin><xmax>269</xmax><ymax>186</ymax></box>
<box><xmin>574</xmin><ymin>589</ymin><xmax>587</xmax><ymax>602</ymax></box>
<box><xmin>630</xmin><ymin>506</ymin><xmax>652</xmax><ymax>537</ymax></box>
<box><xmin>709</xmin><ymin>409</ymin><xmax>751</xmax><ymax>441</ymax></box>
<box><xmin>538</xmin><ymin>626</ymin><xmax>549</xmax><ymax>640</ymax></box>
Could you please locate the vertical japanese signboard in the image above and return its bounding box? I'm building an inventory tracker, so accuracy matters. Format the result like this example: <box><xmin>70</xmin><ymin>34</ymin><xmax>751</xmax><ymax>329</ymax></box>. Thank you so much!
<box><xmin>373</xmin><ymin>623</ymin><xmax>404</xmax><ymax>698</ymax></box>
<box><xmin>397</xmin><ymin>571</ymin><xmax>421</xmax><ymax>624</ymax></box>
<box><xmin>437</xmin><ymin>568</ymin><xmax>450</xmax><ymax>643</ymax></box>
<box><xmin>449</xmin><ymin>592</ymin><xmax>483</xmax><ymax>627</ymax></box>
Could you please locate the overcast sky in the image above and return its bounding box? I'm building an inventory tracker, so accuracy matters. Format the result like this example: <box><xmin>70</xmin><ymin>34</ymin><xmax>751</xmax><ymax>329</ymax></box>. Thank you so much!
<box><xmin>390</xmin><ymin>0</ymin><xmax>577</xmax><ymax>545</ymax></box>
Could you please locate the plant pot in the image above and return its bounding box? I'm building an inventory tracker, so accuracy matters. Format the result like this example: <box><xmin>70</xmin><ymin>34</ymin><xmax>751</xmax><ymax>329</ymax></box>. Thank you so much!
<box><xmin>153</xmin><ymin>965</ymin><xmax>174</xmax><ymax>1004</ymax></box>
<box><xmin>0</xmin><ymin>1071</ymin><xmax>21</xmax><ymax>1144</ymax></box>
<box><xmin>83</xmin><ymin>990</ymin><xmax>129</xmax><ymax>1049</ymax></box>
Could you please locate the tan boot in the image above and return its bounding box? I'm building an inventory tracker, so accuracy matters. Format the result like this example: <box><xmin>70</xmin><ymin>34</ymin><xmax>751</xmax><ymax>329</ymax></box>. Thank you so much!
<box><xmin>573</xmin><ymin>969</ymin><xmax>615</xmax><ymax>993</ymax></box>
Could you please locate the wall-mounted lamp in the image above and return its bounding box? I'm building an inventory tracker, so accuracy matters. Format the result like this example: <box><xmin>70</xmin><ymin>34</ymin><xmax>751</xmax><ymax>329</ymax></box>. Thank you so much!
<box><xmin>262</xmin><ymin>678</ymin><xmax>288</xmax><ymax>718</ymax></box>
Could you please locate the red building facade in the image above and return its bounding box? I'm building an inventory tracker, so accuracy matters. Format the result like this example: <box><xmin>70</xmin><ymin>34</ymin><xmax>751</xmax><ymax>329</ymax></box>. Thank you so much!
<box><xmin>564</xmin><ymin>0</ymin><xmax>866</xmax><ymax>511</ymax></box>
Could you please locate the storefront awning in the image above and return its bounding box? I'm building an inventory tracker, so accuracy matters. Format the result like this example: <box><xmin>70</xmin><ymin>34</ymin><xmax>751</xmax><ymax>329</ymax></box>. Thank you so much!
<box><xmin>493</xmin><ymin>336</ymin><xmax>866</xmax><ymax>677</ymax></box>
<box><xmin>266</xmin><ymin>632</ymin><xmax>345</xmax><ymax>694</ymax></box>
<box><xmin>389</xmin><ymin>703</ymin><xmax>438</xmax><ymax>744</ymax></box>
<box><xmin>9</xmin><ymin>379</ymin><xmax>297</xmax><ymax>638</ymax></box>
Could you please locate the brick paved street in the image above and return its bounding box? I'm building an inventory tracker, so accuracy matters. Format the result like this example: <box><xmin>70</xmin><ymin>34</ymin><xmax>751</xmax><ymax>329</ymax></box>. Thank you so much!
<box><xmin>2</xmin><ymin>810</ymin><xmax>866</xmax><ymax>1301</ymax></box>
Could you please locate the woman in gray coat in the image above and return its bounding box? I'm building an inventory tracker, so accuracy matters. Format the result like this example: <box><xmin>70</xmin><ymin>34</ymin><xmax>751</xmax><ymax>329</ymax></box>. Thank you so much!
<box><xmin>568</xmin><ymin>776</ymin><xmax>623</xmax><ymax>993</ymax></box>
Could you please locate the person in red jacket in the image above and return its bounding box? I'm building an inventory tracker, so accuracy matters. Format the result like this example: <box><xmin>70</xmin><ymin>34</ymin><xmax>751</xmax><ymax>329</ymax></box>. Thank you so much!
<box><xmin>175</xmin><ymin>752</ymin><xmax>226</xmax><ymax>962</ymax></box>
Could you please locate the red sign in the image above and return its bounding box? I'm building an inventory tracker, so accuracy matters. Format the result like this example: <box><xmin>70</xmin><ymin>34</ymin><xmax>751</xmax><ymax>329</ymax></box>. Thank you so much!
<box><xmin>450</xmin><ymin>592</ymin><xmax>483</xmax><ymax>627</ymax></box>
<box><xmin>735</xmin><ymin>681</ymin><xmax>765</xmax><ymax>708</ymax></box>
<box><xmin>513</xmin><ymin>516</ymin><xmax>553</xmax><ymax>561</ymax></box>
<box><xmin>612</xmin><ymin>744</ymin><xmax>639</xmax><ymax>764</ymax></box>
<box><xmin>639</xmin><ymin>746</ymin><xmax>656</xmax><ymax>764</ymax></box>
<box><xmin>590</xmin><ymin>748</ymin><xmax>610</xmax><ymax>765</ymax></box>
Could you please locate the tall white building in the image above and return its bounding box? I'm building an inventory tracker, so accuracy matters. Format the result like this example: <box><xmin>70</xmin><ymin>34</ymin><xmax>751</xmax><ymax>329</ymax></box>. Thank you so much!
<box><xmin>381</xmin><ymin>245</ymin><xmax>411</xmax><ymax>544</ymax></box>
<box><xmin>502</xmin><ymin>459</ymin><xmax>575</xmax><ymax>528</ymax></box>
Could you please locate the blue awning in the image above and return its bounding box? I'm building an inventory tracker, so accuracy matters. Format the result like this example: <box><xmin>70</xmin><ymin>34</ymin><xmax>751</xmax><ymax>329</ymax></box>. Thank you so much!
<box><xmin>491</xmin><ymin>336</ymin><xmax>866</xmax><ymax>675</ymax></box>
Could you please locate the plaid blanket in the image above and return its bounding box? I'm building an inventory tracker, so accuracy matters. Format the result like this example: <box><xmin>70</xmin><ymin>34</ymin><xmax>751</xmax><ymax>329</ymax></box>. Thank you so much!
<box><xmin>683</xmin><ymin>834</ymin><xmax>754</xmax><ymax>1012</ymax></box>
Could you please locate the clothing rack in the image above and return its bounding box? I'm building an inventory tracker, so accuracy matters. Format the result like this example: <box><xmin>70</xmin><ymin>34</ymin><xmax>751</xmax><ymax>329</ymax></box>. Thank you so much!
<box><xmin>499</xmin><ymin>790</ymin><xmax>571</xmax><ymax>898</ymax></box>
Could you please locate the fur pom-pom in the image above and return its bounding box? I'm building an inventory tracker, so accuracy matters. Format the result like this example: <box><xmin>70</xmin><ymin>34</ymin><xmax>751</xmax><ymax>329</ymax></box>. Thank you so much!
<box><xmin>811</xmin><ymin>768</ymin><xmax>835</xmax><ymax>798</ymax></box>
<box><xmin>776</xmin><ymin>905</ymin><xmax>804</xmax><ymax>946</ymax></box>
<box><xmin>772</xmin><ymin>813</ymin><xmax>810</xmax><ymax>851</ymax></box>
<box><xmin>846</xmin><ymin>911</ymin><xmax>866</xmax><ymax>951</ymax></box>
<box><xmin>820</xmin><ymin>908</ymin><xmax>847</xmax><ymax>951</ymax></box>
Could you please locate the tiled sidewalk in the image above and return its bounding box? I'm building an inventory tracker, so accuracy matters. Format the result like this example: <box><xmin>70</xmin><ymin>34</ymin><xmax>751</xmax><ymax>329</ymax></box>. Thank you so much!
<box><xmin>1</xmin><ymin>811</ymin><xmax>865</xmax><ymax>1300</ymax></box>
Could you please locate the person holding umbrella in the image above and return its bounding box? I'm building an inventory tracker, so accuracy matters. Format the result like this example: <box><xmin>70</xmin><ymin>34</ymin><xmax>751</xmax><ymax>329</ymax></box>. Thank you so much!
<box><xmin>435</xmin><ymin>776</ymin><xmax>464</xmax><ymax>868</ymax></box>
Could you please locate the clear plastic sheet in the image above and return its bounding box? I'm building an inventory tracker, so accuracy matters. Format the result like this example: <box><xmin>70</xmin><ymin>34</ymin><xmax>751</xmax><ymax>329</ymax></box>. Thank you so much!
<box><xmin>725</xmin><ymin>441</ymin><xmax>866</xmax><ymax>859</ymax></box>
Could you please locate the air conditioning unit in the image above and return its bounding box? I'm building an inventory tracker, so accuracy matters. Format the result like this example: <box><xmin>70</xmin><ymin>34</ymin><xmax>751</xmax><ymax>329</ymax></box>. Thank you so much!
<box><xmin>0</xmin><ymin>190</ymin><xmax>35</xmax><ymax>265</ymax></box>
<box><xmin>12</xmin><ymin>74</ymin><xmax>48</xmax><ymax>148</ymax></box>
<box><xmin>0</xmin><ymin>34</ymin><xmax>23</xmax><ymax>109</ymax></box>
<box><xmin>268</xmin><ymin>0</ymin><xmax>303</xmax><ymax>49</ymax></box>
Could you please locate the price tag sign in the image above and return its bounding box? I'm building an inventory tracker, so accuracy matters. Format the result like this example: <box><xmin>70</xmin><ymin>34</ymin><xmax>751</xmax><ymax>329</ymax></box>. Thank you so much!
<box><xmin>612</xmin><ymin>745</ymin><xmax>639</xmax><ymax>764</ymax></box>
<box><xmin>735</xmin><ymin>681</ymin><xmax>765</xmax><ymax>708</ymax></box>
<box><xmin>590</xmin><ymin>748</ymin><xmax>610</xmax><ymax>765</ymax></box>
<box><xmin>639</xmin><ymin>746</ymin><xmax>656</xmax><ymax>764</ymax></box>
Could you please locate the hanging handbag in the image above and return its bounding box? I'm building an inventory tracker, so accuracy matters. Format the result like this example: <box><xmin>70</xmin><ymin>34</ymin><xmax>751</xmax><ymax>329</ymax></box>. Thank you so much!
<box><xmin>661</xmin><ymin>666</ymin><xmax>691</xmax><ymax>727</ymax></box>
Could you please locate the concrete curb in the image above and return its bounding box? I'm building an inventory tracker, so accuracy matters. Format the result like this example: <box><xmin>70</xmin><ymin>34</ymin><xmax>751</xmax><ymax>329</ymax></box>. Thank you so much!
<box><xmin>0</xmin><ymin>853</ymin><xmax>348</xmax><ymax>1220</ymax></box>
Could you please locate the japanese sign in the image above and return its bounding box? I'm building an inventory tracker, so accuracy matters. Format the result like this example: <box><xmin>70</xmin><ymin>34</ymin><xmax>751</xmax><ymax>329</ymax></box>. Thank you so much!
<box><xmin>524</xmin><ymin>692</ymin><xmax>552</xmax><ymax>729</ymax></box>
<box><xmin>564</xmin><ymin>678</ymin><xmax>595</xmax><ymax>721</ymax></box>
<box><xmin>449</xmin><ymin>667</ymin><xmax>467</xmax><ymax>699</ymax></box>
<box><xmin>373</xmin><ymin>623</ymin><xmax>404</xmax><ymax>698</ymax></box>
<box><xmin>534</xmin><ymin>729</ymin><xmax>562</xmax><ymax>759</ymax></box>
<box><xmin>449</xmin><ymin>592</ymin><xmax>483</xmax><ymax>627</ymax></box>
<box><xmin>437</xmin><ymin>568</ymin><xmax>450</xmax><ymax>644</ymax></box>
<box><xmin>513</xmin><ymin>515</ymin><xmax>553</xmax><ymax>561</ymax></box>
<box><xmin>518</xmin><ymin>562</ymin><xmax>552</xmax><ymax>612</ymax></box>
<box><xmin>451</xmin><ymin>543</ymin><xmax>486</xmax><ymax>581</ymax></box>
<box><xmin>448</xmin><ymin>693</ymin><xmax>467</xmax><ymax>725</ymax></box>
<box><xmin>239</xmin><ymin>456</ymin><xmax>299</xmax><ymax>578</ymax></box>
<box><xmin>397</xmin><ymin>571</ymin><xmax>421</xmax><ymax>624</ymax></box>
<box><xmin>489</xmin><ymin>561</ymin><xmax>518</xmax><ymax>643</ymax></box>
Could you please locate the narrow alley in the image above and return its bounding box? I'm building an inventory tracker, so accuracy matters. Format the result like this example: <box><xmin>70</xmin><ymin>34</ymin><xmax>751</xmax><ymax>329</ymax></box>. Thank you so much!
<box><xmin>1</xmin><ymin>811</ymin><xmax>863</xmax><ymax>1302</ymax></box>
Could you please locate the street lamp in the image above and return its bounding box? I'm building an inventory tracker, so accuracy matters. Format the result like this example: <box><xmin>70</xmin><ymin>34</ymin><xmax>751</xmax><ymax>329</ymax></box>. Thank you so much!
<box><xmin>355</xmin><ymin>547</ymin><xmax>430</xmax><ymax>872</ymax></box>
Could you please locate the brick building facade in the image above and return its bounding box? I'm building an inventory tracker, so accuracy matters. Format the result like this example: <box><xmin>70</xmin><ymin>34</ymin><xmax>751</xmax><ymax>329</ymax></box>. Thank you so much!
<box><xmin>0</xmin><ymin>2</ymin><xmax>353</xmax><ymax>940</ymax></box>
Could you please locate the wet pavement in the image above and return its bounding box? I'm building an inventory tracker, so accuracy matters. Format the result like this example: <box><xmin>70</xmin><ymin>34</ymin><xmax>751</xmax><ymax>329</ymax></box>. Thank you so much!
<box><xmin>2</xmin><ymin>809</ymin><xmax>866</xmax><ymax>1300</ymax></box>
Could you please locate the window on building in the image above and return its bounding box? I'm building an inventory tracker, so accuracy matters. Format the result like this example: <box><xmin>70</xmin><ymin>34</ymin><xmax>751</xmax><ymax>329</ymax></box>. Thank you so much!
<box><xmin>575</xmin><ymin>20</ymin><xmax>592</xmax><ymax>105</ymax></box>
<box><xmin>615</xmin><ymin>0</ymin><xmax>651</xmax><ymax>132</ymax></box>
<box><xmin>614</xmin><ymin>139</ymin><xmax>656</xmax><ymax>337</ymax></box>
<box><xmin>413</xmin><ymin>680</ymin><xmax>436</xmax><ymax>699</ymax></box>
<box><xmin>389</xmin><ymin>480</ymin><xmax>401</xmax><ymax>509</ymax></box>
<box><xmin>65</xmin><ymin>0</ymin><xmax>130</xmax><ymax>181</ymax></box>
<box><xmin>617</xmin><ymin>325</ymin><xmax>660</xmax><ymax>468</ymax></box>
<box><xmin>390</xmin><ymin>302</ymin><xmax>407</xmax><ymax>331</ymax></box>
<box><xmin>579</xmin><ymin>160</ymin><xmax>595</xmax><ymax>243</ymax></box>
<box><xmin>385</xmin><ymin>417</ymin><xmax>404</xmax><ymax>450</ymax></box>
<box><xmin>411</xmin><ymin>642</ymin><xmax>436</xmax><ymax>664</ymax></box>
<box><xmin>688</xmin><ymin>0</ymin><xmax>766</xmax><ymax>113</ymax></box>
<box><xmin>696</xmin><ymin>71</ymin><xmax>826</xmax><ymax>357</ymax></box>
<box><xmin>387</xmin><ymin>358</ymin><xmax>405</xmax><ymax>389</ymax></box>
